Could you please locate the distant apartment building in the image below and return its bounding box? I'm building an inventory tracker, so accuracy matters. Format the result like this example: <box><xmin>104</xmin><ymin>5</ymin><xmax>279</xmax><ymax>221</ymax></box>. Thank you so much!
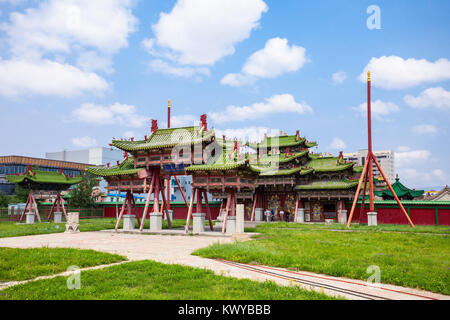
<box><xmin>343</xmin><ymin>149</ymin><xmax>395</xmax><ymax>183</ymax></box>
<box><xmin>46</xmin><ymin>147</ymin><xmax>123</xmax><ymax>166</ymax></box>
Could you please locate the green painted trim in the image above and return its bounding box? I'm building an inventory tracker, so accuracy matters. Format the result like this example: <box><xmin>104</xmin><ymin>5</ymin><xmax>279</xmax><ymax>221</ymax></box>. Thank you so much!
<box><xmin>435</xmin><ymin>207</ymin><xmax>439</xmax><ymax>226</ymax></box>
<box><xmin>407</xmin><ymin>207</ymin><xmax>410</xmax><ymax>217</ymax></box>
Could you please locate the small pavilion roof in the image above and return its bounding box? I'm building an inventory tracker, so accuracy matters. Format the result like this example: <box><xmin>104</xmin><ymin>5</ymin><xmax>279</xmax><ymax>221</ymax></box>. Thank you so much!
<box><xmin>374</xmin><ymin>176</ymin><xmax>424</xmax><ymax>199</ymax></box>
<box><xmin>6</xmin><ymin>168</ymin><xmax>82</xmax><ymax>189</ymax></box>
<box><xmin>306</xmin><ymin>156</ymin><xmax>354</xmax><ymax>172</ymax></box>
<box><xmin>247</xmin><ymin>134</ymin><xmax>317</xmax><ymax>149</ymax></box>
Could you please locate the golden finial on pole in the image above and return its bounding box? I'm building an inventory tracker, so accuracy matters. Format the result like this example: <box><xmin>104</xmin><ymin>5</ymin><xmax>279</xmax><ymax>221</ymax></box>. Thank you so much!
<box><xmin>367</xmin><ymin>71</ymin><xmax>371</xmax><ymax>82</ymax></box>
<box><xmin>167</xmin><ymin>99</ymin><xmax>171</xmax><ymax>128</ymax></box>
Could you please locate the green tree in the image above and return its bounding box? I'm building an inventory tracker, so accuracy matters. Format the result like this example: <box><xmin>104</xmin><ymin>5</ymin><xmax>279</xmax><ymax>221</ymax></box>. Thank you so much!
<box><xmin>68</xmin><ymin>172</ymin><xmax>100</xmax><ymax>208</ymax></box>
<box><xmin>0</xmin><ymin>192</ymin><xmax>9</xmax><ymax>208</ymax></box>
<box><xmin>12</xmin><ymin>185</ymin><xmax>29</xmax><ymax>203</ymax></box>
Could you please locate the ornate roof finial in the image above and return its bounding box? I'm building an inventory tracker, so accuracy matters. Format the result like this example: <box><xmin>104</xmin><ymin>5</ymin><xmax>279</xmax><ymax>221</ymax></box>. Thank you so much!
<box><xmin>151</xmin><ymin>119</ymin><xmax>158</xmax><ymax>134</ymax></box>
<box><xmin>367</xmin><ymin>71</ymin><xmax>371</xmax><ymax>82</ymax></box>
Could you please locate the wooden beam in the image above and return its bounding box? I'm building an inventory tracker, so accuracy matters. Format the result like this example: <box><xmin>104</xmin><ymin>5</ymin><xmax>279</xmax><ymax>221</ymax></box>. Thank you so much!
<box><xmin>139</xmin><ymin>170</ymin><xmax>155</xmax><ymax>231</ymax></box>
<box><xmin>114</xmin><ymin>191</ymin><xmax>129</xmax><ymax>231</ymax></box>
<box><xmin>222</xmin><ymin>193</ymin><xmax>232</xmax><ymax>234</ymax></box>
<box><xmin>175</xmin><ymin>176</ymin><xmax>189</xmax><ymax>207</ymax></box>
<box><xmin>203</xmin><ymin>190</ymin><xmax>214</xmax><ymax>231</ymax></box>
<box><xmin>250</xmin><ymin>191</ymin><xmax>258</xmax><ymax>221</ymax></box>
<box><xmin>159</xmin><ymin>176</ymin><xmax>172</xmax><ymax>228</ymax></box>
<box><xmin>184</xmin><ymin>188</ymin><xmax>196</xmax><ymax>233</ymax></box>
<box><xmin>346</xmin><ymin>159</ymin><xmax>369</xmax><ymax>228</ymax></box>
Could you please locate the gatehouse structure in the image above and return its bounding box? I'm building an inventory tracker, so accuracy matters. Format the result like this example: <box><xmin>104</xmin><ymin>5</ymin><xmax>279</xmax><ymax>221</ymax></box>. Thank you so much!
<box><xmin>6</xmin><ymin>166</ymin><xmax>82</xmax><ymax>223</ymax></box>
<box><xmin>87</xmin><ymin>111</ymin><xmax>364</xmax><ymax>232</ymax></box>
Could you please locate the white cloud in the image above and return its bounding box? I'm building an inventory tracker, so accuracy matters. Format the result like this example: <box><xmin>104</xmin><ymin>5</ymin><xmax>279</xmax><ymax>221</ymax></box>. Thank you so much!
<box><xmin>404</xmin><ymin>87</ymin><xmax>450</xmax><ymax>110</ymax></box>
<box><xmin>332</xmin><ymin>71</ymin><xmax>347</xmax><ymax>84</ymax></box>
<box><xmin>4</xmin><ymin>0</ymin><xmax>138</xmax><ymax>57</ymax></box>
<box><xmin>209</xmin><ymin>94</ymin><xmax>313</xmax><ymax>124</ymax></box>
<box><xmin>397</xmin><ymin>167</ymin><xmax>447</xmax><ymax>186</ymax></box>
<box><xmin>77</xmin><ymin>51</ymin><xmax>114</xmax><ymax>74</ymax></box>
<box><xmin>359</xmin><ymin>56</ymin><xmax>450</xmax><ymax>89</ymax></box>
<box><xmin>72</xmin><ymin>136</ymin><xmax>97</xmax><ymax>148</ymax></box>
<box><xmin>149</xmin><ymin>0</ymin><xmax>268</xmax><ymax>66</ymax></box>
<box><xmin>221</xmin><ymin>37</ymin><xmax>309</xmax><ymax>87</ymax></box>
<box><xmin>149</xmin><ymin>59</ymin><xmax>210</xmax><ymax>79</ymax></box>
<box><xmin>329</xmin><ymin>137</ymin><xmax>346</xmax><ymax>150</ymax></box>
<box><xmin>412</xmin><ymin>124</ymin><xmax>438</xmax><ymax>135</ymax></box>
<box><xmin>0</xmin><ymin>58</ymin><xmax>108</xmax><ymax>97</ymax></box>
<box><xmin>395</xmin><ymin>147</ymin><xmax>431</xmax><ymax>167</ymax></box>
<box><xmin>353</xmin><ymin>100</ymin><xmax>400</xmax><ymax>120</ymax></box>
<box><xmin>0</xmin><ymin>0</ymin><xmax>137</xmax><ymax>97</ymax></box>
<box><xmin>72</xmin><ymin>102</ymin><xmax>149</xmax><ymax>127</ymax></box>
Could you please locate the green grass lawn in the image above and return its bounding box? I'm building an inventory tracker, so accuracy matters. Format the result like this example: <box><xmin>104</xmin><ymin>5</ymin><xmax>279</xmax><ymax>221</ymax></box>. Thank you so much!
<box><xmin>0</xmin><ymin>247</ymin><xmax>126</xmax><ymax>282</ymax></box>
<box><xmin>0</xmin><ymin>218</ymin><xmax>188</xmax><ymax>238</ymax></box>
<box><xmin>0</xmin><ymin>260</ymin><xmax>337</xmax><ymax>300</ymax></box>
<box><xmin>194</xmin><ymin>222</ymin><xmax>450</xmax><ymax>295</ymax></box>
<box><xmin>257</xmin><ymin>221</ymin><xmax>450</xmax><ymax>234</ymax></box>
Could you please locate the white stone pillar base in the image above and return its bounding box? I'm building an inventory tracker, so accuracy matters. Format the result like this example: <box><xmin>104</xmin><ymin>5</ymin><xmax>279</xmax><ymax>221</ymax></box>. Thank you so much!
<box><xmin>254</xmin><ymin>208</ymin><xmax>263</xmax><ymax>221</ymax></box>
<box><xmin>236</xmin><ymin>204</ymin><xmax>245</xmax><ymax>233</ymax></box>
<box><xmin>339</xmin><ymin>210</ymin><xmax>347</xmax><ymax>224</ymax></box>
<box><xmin>193</xmin><ymin>213</ymin><xmax>205</xmax><ymax>234</ymax></box>
<box><xmin>226</xmin><ymin>216</ymin><xmax>236</xmax><ymax>234</ymax></box>
<box><xmin>367</xmin><ymin>212</ymin><xmax>377</xmax><ymax>226</ymax></box>
<box><xmin>26</xmin><ymin>212</ymin><xmax>35</xmax><ymax>224</ymax></box>
<box><xmin>296</xmin><ymin>208</ymin><xmax>305</xmax><ymax>223</ymax></box>
<box><xmin>54</xmin><ymin>212</ymin><xmax>62</xmax><ymax>223</ymax></box>
<box><xmin>166</xmin><ymin>210</ymin><xmax>174</xmax><ymax>222</ymax></box>
<box><xmin>123</xmin><ymin>214</ymin><xmax>135</xmax><ymax>230</ymax></box>
<box><xmin>150</xmin><ymin>212</ymin><xmax>163</xmax><ymax>231</ymax></box>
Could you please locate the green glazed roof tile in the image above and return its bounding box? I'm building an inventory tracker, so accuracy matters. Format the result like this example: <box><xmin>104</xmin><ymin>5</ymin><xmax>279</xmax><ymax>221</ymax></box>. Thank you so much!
<box><xmin>295</xmin><ymin>179</ymin><xmax>359</xmax><ymax>190</ymax></box>
<box><xmin>112</xmin><ymin>126</ymin><xmax>215</xmax><ymax>152</ymax></box>
<box><xmin>6</xmin><ymin>169</ymin><xmax>82</xmax><ymax>186</ymax></box>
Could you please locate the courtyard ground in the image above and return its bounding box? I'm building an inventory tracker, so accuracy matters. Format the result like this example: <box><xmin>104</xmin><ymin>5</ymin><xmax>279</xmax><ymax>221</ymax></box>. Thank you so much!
<box><xmin>0</xmin><ymin>227</ymin><xmax>447</xmax><ymax>300</ymax></box>
<box><xmin>195</xmin><ymin>222</ymin><xmax>450</xmax><ymax>295</ymax></box>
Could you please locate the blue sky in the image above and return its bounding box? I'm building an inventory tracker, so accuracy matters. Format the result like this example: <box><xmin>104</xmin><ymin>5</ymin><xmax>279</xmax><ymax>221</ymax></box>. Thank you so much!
<box><xmin>0</xmin><ymin>0</ymin><xmax>449</xmax><ymax>188</ymax></box>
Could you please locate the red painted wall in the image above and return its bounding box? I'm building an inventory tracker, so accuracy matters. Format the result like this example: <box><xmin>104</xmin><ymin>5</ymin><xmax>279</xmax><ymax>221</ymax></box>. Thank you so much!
<box><xmin>346</xmin><ymin>204</ymin><xmax>450</xmax><ymax>226</ymax></box>
<box><xmin>409</xmin><ymin>209</ymin><xmax>436</xmax><ymax>226</ymax></box>
<box><xmin>438</xmin><ymin>209</ymin><xmax>450</xmax><ymax>226</ymax></box>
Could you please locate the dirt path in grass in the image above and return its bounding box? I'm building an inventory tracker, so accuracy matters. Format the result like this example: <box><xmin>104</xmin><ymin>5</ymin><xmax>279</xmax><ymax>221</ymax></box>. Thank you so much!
<box><xmin>0</xmin><ymin>261</ymin><xmax>128</xmax><ymax>291</ymax></box>
<box><xmin>0</xmin><ymin>231</ymin><xmax>448</xmax><ymax>300</ymax></box>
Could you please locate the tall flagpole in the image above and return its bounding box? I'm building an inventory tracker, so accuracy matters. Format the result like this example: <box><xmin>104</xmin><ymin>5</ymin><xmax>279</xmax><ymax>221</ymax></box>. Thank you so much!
<box><xmin>367</xmin><ymin>72</ymin><xmax>375</xmax><ymax>212</ymax></box>
<box><xmin>347</xmin><ymin>71</ymin><xmax>414</xmax><ymax>227</ymax></box>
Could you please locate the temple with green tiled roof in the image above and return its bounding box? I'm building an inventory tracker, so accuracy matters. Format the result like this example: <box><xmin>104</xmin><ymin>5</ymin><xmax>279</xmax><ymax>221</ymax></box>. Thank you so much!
<box><xmin>243</xmin><ymin>130</ymin><xmax>360</xmax><ymax>222</ymax></box>
<box><xmin>6</xmin><ymin>165</ymin><xmax>82</xmax><ymax>223</ymax></box>
<box><xmin>374</xmin><ymin>175</ymin><xmax>424</xmax><ymax>200</ymax></box>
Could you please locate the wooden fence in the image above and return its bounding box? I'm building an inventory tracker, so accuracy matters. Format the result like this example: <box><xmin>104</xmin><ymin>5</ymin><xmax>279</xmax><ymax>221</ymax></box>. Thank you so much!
<box><xmin>0</xmin><ymin>207</ymin><xmax>104</xmax><ymax>222</ymax></box>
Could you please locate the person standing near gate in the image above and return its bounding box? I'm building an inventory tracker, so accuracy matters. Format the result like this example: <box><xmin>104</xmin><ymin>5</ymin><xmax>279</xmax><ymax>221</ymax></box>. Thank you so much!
<box><xmin>264</xmin><ymin>209</ymin><xmax>271</xmax><ymax>222</ymax></box>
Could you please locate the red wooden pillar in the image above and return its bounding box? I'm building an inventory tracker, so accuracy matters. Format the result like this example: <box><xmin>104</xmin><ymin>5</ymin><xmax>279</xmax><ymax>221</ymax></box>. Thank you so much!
<box><xmin>196</xmin><ymin>187</ymin><xmax>203</xmax><ymax>213</ymax></box>
<box><xmin>153</xmin><ymin>170</ymin><xmax>160</xmax><ymax>213</ymax></box>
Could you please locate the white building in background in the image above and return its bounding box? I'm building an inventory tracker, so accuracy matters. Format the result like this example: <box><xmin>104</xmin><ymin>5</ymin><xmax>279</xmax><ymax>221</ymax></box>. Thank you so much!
<box><xmin>343</xmin><ymin>149</ymin><xmax>395</xmax><ymax>183</ymax></box>
<box><xmin>46</xmin><ymin>147</ymin><xmax>123</xmax><ymax>166</ymax></box>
